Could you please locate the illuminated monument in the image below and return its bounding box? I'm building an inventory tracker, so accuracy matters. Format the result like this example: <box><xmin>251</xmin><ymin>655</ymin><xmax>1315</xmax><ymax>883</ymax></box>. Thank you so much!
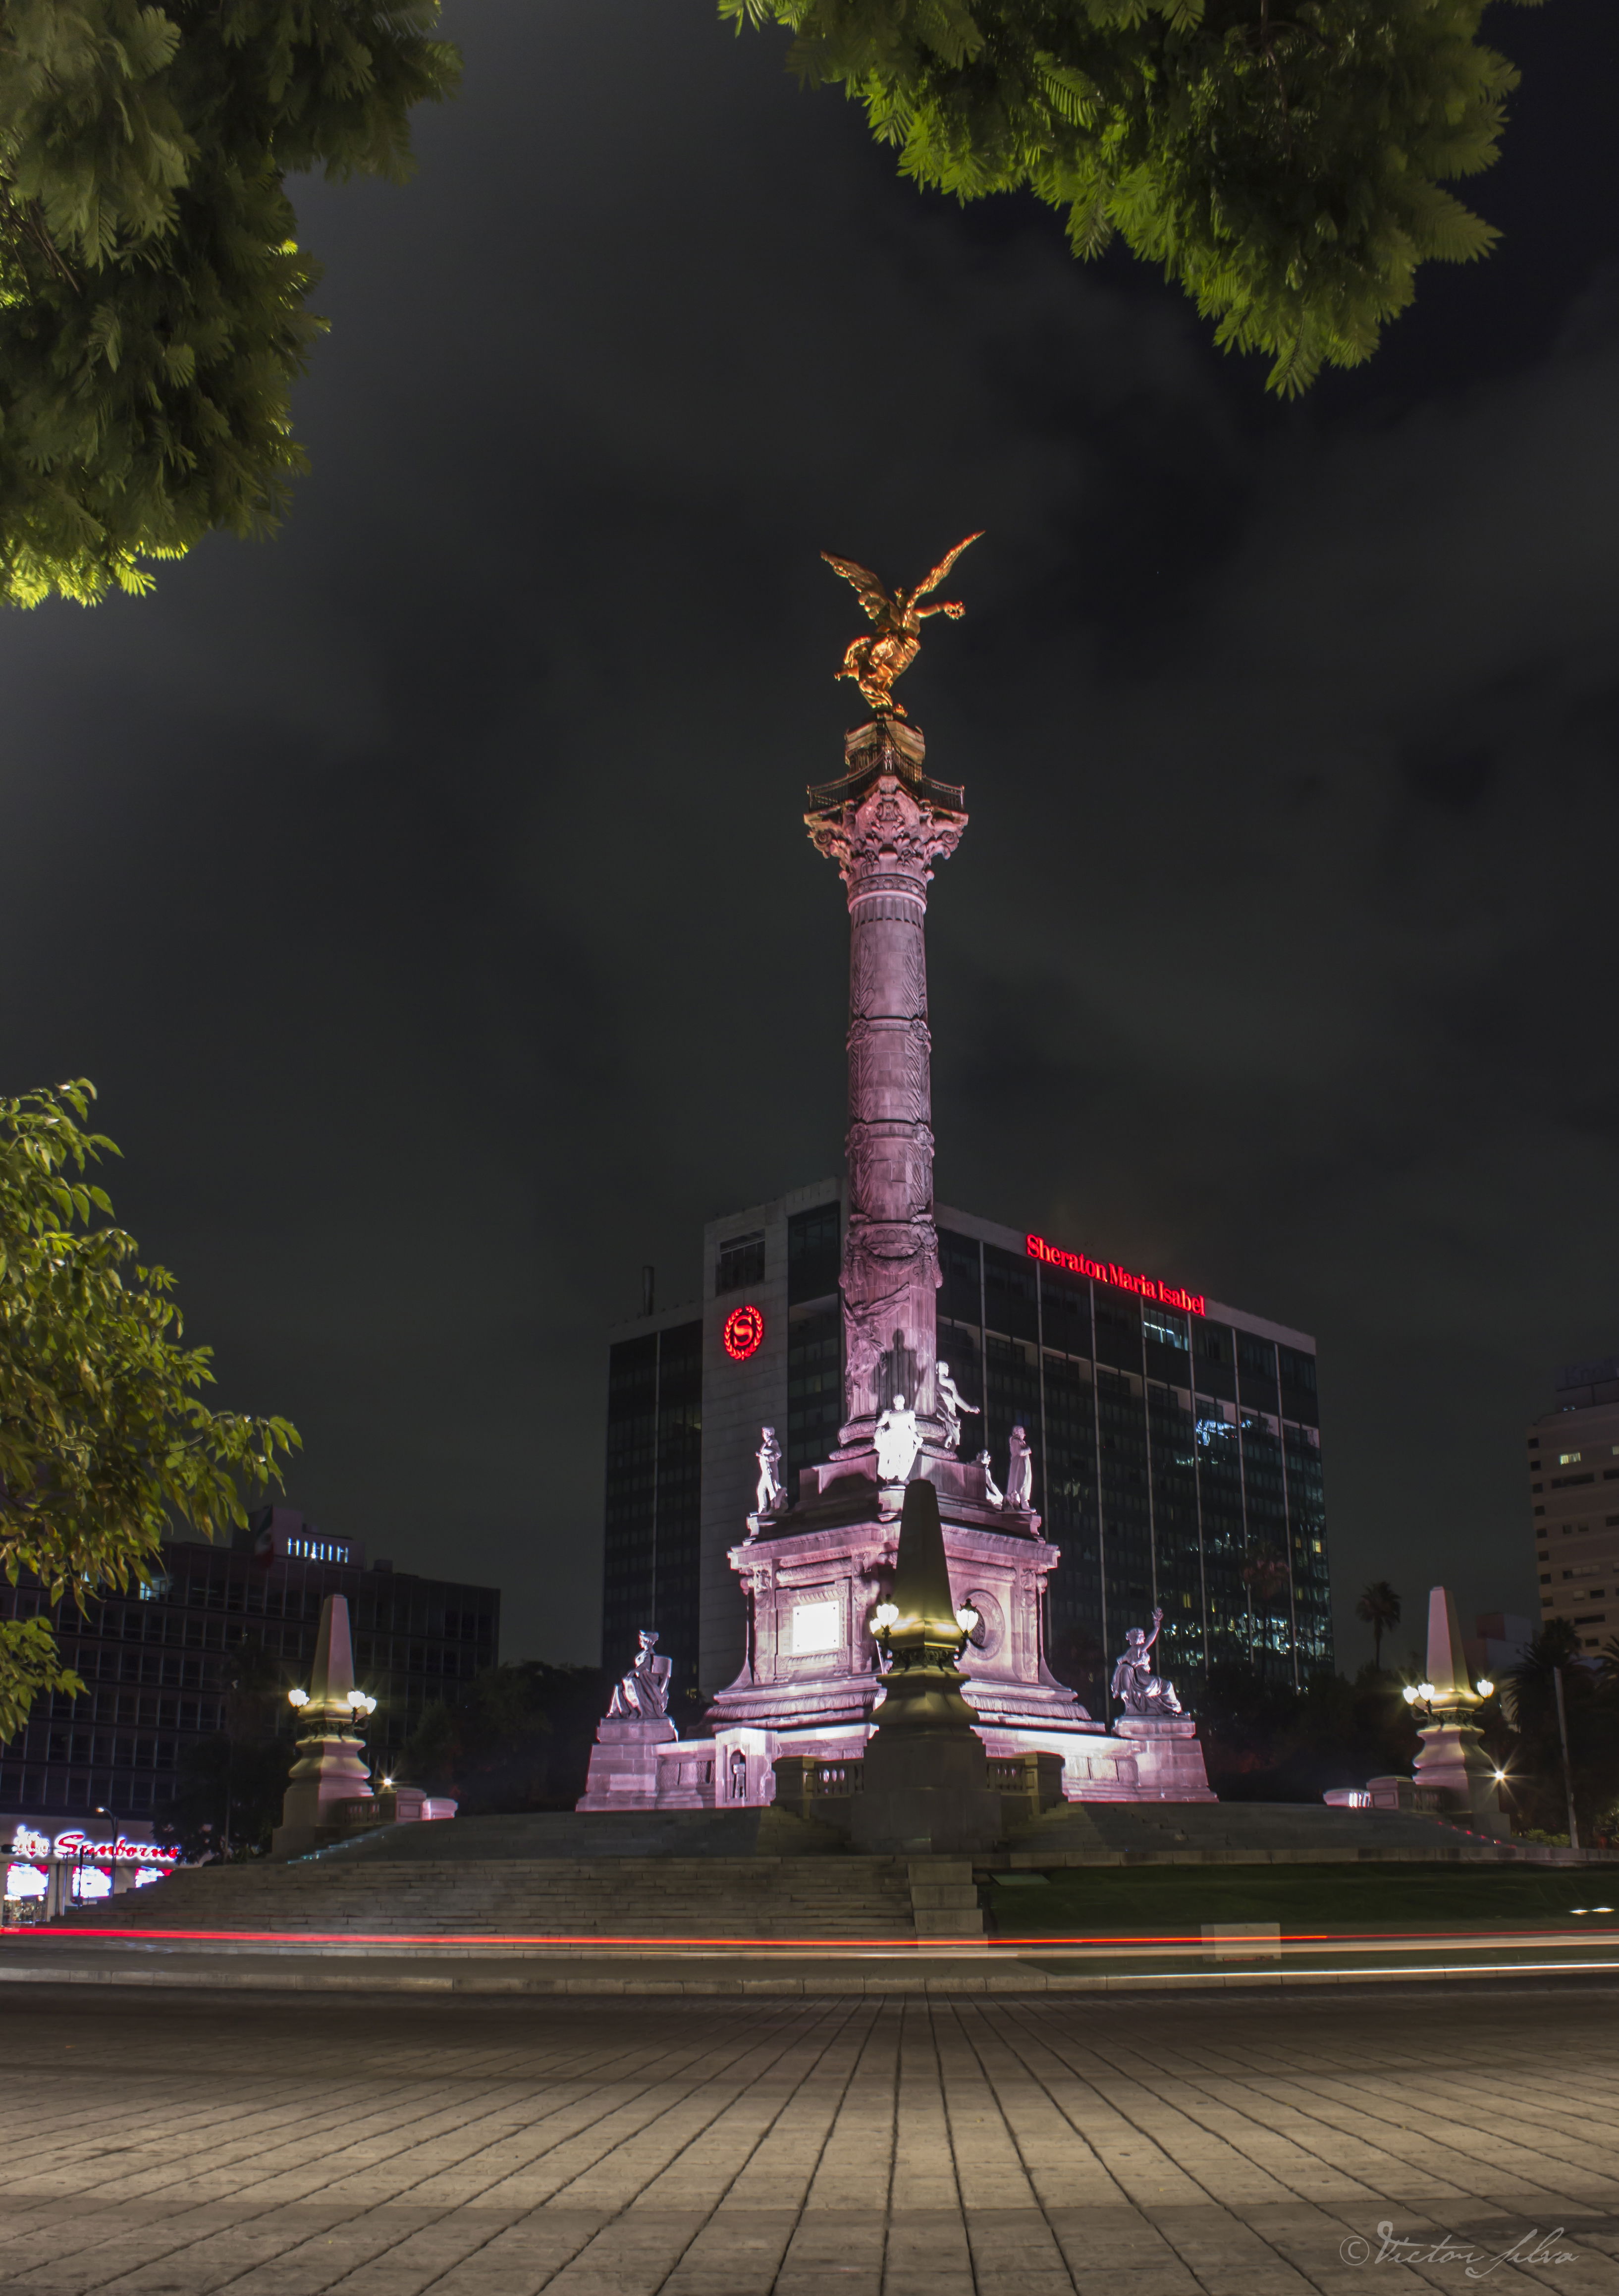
<box><xmin>587</xmin><ymin>538</ymin><xmax>1216</xmax><ymax>1808</ymax></box>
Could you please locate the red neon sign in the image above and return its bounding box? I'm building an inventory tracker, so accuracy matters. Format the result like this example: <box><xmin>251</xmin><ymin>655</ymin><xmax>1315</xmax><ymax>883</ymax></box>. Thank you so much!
<box><xmin>723</xmin><ymin>1304</ymin><xmax>765</xmax><ymax>1361</ymax></box>
<box><xmin>1026</xmin><ymin>1234</ymin><xmax>1204</xmax><ymax>1317</ymax></box>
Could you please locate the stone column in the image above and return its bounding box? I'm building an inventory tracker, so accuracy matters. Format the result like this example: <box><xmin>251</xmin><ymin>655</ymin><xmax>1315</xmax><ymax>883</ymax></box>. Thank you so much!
<box><xmin>805</xmin><ymin>719</ymin><xmax>967</xmax><ymax>1455</ymax></box>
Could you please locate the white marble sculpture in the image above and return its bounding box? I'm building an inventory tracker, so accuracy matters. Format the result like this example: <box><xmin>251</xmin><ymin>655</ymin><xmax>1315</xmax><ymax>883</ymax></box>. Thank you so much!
<box><xmin>977</xmin><ymin>1449</ymin><xmax>1005</xmax><ymax>1508</ymax></box>
<box><xmin>606</xmin><ymin>1630</ymin><xmax>672</xmax><ymax>1719</ymax></box>
<box><xmin>1110</xmin><ymin>1607</ymin><xmax>1183</xmax><ymax>1716</ymax></box>
<box><xmin>1005</xmin><ymin>1423</ymin><xmax>1034</xmax><ymax>1511</ymax></box>
<box><xmin>873</xmin><ymin>1394</ymin><xmax>922</xmax><ymax>1486</ymax></box>
<box><xmin>755</xmin><ymin>1425</ymin><xmax>784</xmax><ymax>1514</ymax></box>
<box><xmin>934</xmin><ymin>1360</ymin><xmax>980</xmax><ymax>1452</ymax></box>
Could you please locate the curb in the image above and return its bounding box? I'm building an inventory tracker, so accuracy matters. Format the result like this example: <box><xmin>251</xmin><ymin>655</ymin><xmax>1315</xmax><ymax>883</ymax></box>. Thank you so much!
<box><xmin>5</xmin><ymin>1952</ymin><xmax>1619</xmax><ymax>1998</ymax></box>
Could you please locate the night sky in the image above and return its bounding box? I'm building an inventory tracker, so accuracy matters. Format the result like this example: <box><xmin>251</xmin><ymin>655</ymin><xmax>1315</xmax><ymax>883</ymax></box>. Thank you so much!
<box><xmin>2</xmin><ymin>0</ymin><xmax>1616</xmax><ymax>1679</ymax></box>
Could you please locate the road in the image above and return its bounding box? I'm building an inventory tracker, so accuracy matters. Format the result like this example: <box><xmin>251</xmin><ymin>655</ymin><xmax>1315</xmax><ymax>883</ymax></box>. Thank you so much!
<box><xmin>4</xmin><ymin>1978</ymin><xmax>1618</xmax><ymax>2293</ymax></box>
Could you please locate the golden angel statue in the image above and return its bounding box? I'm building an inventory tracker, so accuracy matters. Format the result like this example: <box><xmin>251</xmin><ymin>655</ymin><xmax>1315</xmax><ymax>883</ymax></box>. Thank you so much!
<box><xmin>821</xmin><ymin>532</ymin><xmax>982</xmax><ymax>718</ymax></box>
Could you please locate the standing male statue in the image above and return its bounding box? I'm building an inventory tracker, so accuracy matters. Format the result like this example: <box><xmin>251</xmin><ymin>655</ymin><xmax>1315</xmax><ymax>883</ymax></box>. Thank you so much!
<box><xmin>1005</xmin><ymin>1424</ymin><xmax>1034</xmax><ymax>1511</ymax></box>
<box><xmin>874</xmin><ymin>1394</ymin><xmax>922</xmax><ymax>1486</ymax></box>
<box><xmin>934</xmin><ymin>1360</ymin><xmax>980</xmax><ymax>1453</ymax></box>
<box><xmin>1110</xmin><ymin>1608</ymin><xmax>1184</xmax><ymax>1717</ymax></box>
<box><xmin>606</xmin><ymin>1630</ymin><xmax>673</xmax><ymax>1720</ymax></box>
<box><xmin>755</xmin><ymin>1425</ymin><xmax>784</xmax><ymax>1514</ymax></box>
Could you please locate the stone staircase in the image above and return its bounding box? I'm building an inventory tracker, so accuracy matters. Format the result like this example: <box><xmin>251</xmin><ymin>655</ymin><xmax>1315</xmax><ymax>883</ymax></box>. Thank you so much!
<box><xmin>54</xmin><ymin>1798</ymin><xmax>1586</xmax><ymax>1954</ymax></box>
<box><xmin>58</xmin><ymin>1855</ymin><xmax>923</xmax><ymax>1940</ymax></box>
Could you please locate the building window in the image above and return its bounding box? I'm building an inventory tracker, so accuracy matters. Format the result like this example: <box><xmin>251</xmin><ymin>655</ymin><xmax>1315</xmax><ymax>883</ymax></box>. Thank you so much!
<box><xmin>1540</xmin><ymin>1573</ymin><xmax>1552</xmax><ymax>1584</ymax></box>
<box><xmin>787</xmin><ymin>1203</ymin><xmax>840</xmax><ymax>1305</ymax></box>
<box><xmin>1560</xmin><ymin>1451</ymin><xmax>1583</xmax><ymax>1466</ymax></box>
<box><xmin>715</xmin><ymin>1232</ymin><xmax>765</xmax><ymax>1294</ymax></box>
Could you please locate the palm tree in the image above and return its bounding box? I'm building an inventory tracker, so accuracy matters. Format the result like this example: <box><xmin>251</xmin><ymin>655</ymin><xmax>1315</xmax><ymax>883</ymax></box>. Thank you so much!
<box><xmin>1355</xmin><ymin>1581</ymin><xmax>1402</xmax><ymax>1671</ymax></box>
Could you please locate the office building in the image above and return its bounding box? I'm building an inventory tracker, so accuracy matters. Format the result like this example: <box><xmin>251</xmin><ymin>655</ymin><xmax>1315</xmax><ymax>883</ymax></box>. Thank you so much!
<box><xmin>1529</xmin><ymin>1356</ymin><xmax>1619</xmax><ymax>1649</ymax></box>
<box><xmin>0</xmin><ymin>1506</ymin><xmax>500</xmax><ymax>1826</ymax></box>
<box><xmin>603</xmin><ymin>1183</ymin><xmax>1332</xmax><ymax>1701</ymax></box>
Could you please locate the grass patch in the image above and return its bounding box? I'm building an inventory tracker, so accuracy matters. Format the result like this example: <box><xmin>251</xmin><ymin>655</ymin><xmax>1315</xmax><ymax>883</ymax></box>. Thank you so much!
<box><xmin>982</xmin><ymin>1860</ymin><xmax>1618</xmax><ymax>1935</ymax></box>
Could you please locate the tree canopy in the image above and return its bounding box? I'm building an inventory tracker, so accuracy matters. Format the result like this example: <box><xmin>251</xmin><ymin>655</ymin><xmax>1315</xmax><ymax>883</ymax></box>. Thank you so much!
<box><xmin>726</xmin><ymin>0</ymin><xmax>1538</xmax><ymax>392</ymax></box>
<box><xmin>0</xmin><ymin>1080</ymin><xmax>298</xmax><ymax>1740</ymax></box>
<box><xmin>0</xmin><ymin>0</ymin><xmax>1535</xmax><ymax>606</ymax></box>
<box><xmin>0</xmin><ymin>0</ymin><xmax>457</xmax><ymax>608</ymax></box>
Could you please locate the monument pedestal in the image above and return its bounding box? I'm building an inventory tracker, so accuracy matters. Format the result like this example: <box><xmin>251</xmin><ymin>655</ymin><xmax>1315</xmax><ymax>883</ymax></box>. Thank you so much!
<box><xmin>578</xmin><ymin>1717</ymin><xmax>679</xmax><ymax>1810</ymax></box>
<box><xmin>1115</xmin><ymin>1715</ymin><xmax>1216</xmax><ymax>1802</ymax></box>
<box><xmin>848</xmin><ymin>1676</ymin><xmax>1004</xmax><ymax>1855</ymax></box>
<box><xmin>1414</xmin><ymin>1722</ymin><xmax>1510</xmax><ymax>1838</ymax></box>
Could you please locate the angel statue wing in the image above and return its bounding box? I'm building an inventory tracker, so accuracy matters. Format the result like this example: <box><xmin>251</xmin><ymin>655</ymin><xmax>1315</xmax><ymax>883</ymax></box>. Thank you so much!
<box><xmin>821</xmin><ymin>552</ymin><xmax>899</xmax><ymax>627</ymax></box>
<box><xmin>907</xmin><ymin>530</ymin><xmax>984</xmax><ymax>606</ymax></box>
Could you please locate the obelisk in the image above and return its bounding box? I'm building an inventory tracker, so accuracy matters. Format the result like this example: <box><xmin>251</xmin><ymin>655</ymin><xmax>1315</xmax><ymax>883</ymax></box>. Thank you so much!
<box><xmin>1409</xmin><ymin>1585</ymin><xmax>1508</xmax><ymax>1837</ymax></box>
<box><xmin>850</xmin><ymin>1477</ymin><xmax>1002</xmax><ymax>1853</ymax></box>
<box><xmin>270</xmin><ymin>1593</ymin><xmax>375</xmax><ymax>1858</ymax></box>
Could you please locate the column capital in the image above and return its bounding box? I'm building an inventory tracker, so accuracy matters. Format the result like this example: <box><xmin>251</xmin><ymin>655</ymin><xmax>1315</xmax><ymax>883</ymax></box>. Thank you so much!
<box><xmin>805</xmin><ymin>721</ymin><xmax>968</xmax><ymax>890</ymax></box>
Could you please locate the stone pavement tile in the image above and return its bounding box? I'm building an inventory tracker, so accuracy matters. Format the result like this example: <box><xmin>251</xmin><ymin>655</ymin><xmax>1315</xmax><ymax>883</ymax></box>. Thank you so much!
<box><xmin>961</xmin><ymin>2204</ymin><xmax>1079</xmax><ymax>2296</ymax></box>
<box><xmin>629</xmin><ymin>2027</ymin><xmax>853</xmax><ymax>2217</ymax></box>
<box><xmin>655</xmin><ymin>2201</ymin><xmax>802</xmax><ymax>2296</ymax></box>
<box><xmin>1143</xmin><ymin>2199</ymin><xmax>1320</xmax><ymax>2293</ymax></box>
<box><xmin>100</xmin><ymin>2211</ymin><xmax>445</xmax><ymax>2296</ymax></box>
<box><xmin>888</xmin><ymin>2014</ymin><xmax>963</xmax><ymax>2219</ymax></box>
<box><xmin>1044</xmin><ymin>2201</ymin><xmax>1205</xmax><ymax>2293</ymax></box>
<box><xmin>277</xmin><ymin>2207</ymin><xmax>538</xmax><ymax>2296</ymax></box>
<box><xmin>144</xmin><ymin>2216</ymin><xmax>448</xmax><ymax>2296</ymax></box>
<box><xmin>773</xmin><ymin>2206</ymin><xmax>888</xmax><ymax>2296</ymax></box>
<box><xmin>880</xmin><ymin>2205</ymin><xmax>976</xmax><ymax>2296</ymax></box>
<box><xmin>10</xmin><ymin>2209</ymin><xmax>365</xmax><ymax>2296</ymax></box>
<box><xmin>530</xmin><ymin>2206</ymin><xmax>711</xmax><ymax>2294</ymax></box>
<box><xmin>797</xmin><ymin>2009</ymin><xmax>896</xmax><ymax>2214</ymax></box>
<box><xmin>401</xmin><ymin>2210</ymin><xmax>608</xmax><ymax>2296</ymax></box>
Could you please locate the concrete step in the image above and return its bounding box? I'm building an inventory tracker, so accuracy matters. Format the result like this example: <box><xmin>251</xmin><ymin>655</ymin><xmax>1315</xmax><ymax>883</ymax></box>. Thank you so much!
<box><xmin>1009</xmin><ymin>1800</ymin><xmax>1515</xmax><ymax>1860</ymax></box>
<box><xmin>59</xmin><ymin>1851</ymin><xmax>924</xmax><ymax>1940</ymax></box>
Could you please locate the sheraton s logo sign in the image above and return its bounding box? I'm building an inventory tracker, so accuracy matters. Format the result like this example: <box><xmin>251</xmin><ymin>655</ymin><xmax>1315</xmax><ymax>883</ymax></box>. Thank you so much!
<box><xmin>1025</xmin><ymin>1233</ymin><xmax>1205</xmax><ymax>1318</ymax></box>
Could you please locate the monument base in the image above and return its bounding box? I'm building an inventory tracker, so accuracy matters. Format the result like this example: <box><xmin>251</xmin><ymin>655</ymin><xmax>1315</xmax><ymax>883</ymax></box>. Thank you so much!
<box><xmin>578</xmin><ymin>1716</ymin><xmax>679</xmax><ymax>1810</ymax></box>
<box><xmin>848</xmin><ymin>1705</ymin><xmax>1004</xmax><ymax>1857</ymax></box>
<box><xmin>1115</xmin><ymin>1715</ymin><xmax>1216</xmax><ymax>1802</ymax></box>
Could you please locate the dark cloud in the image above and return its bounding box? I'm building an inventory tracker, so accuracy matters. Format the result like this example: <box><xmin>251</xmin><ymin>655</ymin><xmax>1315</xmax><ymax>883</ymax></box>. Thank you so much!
<box><xmin>0</xmin><ymin>0</ymin><xmax>1616</xmax><ymax>1670</ymax></box>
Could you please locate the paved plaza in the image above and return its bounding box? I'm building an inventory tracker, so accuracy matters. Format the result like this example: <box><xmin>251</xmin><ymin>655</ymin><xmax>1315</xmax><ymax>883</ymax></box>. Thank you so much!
<box><xmin>4</xmin><ymin>1978</ymin><xmax>1619</xmax><ymax>2295</ymax></box>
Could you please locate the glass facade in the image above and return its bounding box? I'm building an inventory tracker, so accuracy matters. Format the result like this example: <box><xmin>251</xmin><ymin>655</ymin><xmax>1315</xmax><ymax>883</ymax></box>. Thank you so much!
<box><xmin>785</xmin><ymin>1202</ymin><xmax>844</xmax><ymax>1492</ymax></box>
<box><xmin>602</xmin><ymin>1319</ymin><xmax>702</xmax><ymax>1672</ymax></box>
<box><xmin>938</xmin><ymin>1228</ymin><xmax>1332</xmax><ymax>1686</ymax></box>
<box><xmin>0</xmin><ymin>1534</ymin><xmax>499</xmax><ymax>1819</ymax></box>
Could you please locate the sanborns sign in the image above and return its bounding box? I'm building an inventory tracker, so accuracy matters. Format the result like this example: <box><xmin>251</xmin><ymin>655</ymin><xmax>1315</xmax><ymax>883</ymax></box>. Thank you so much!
<box><xmin>8</xmin><ymin>1825</ymin><xmax>179</xmax><ymax>1865</ymax></box>
<box><xmin>1026</xmin><ymin>1234</ymin><xmax>1205</xmax><ymax>1318</ymax></box>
